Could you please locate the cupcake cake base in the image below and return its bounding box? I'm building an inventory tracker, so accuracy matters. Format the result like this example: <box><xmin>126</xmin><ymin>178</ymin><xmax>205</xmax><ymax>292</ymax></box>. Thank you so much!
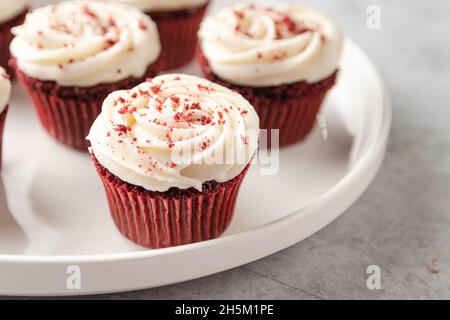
<box><xmin>149</xmin><ymin>3</ymin><xmax>208</xmax><ymax>71</ymax></box>
<box><xmin>197</xmin><ymin>50</ymin><xmax>338</xmax><ymax>147</ymax></box>
<box><xmin>11</xmin><ymin>59</ymin><xmax>159</xmax><ymax>150</ymax></box>
<box><xmin>0</xmin><ymin>107</ymin><xmax>8</xmax><ymax>169</ymax></box>
<box><xmin>93</xmin><ymin>155</ymin><xmax>249</xmax><ymax>249</ymax></box>
<box><xmin>0</xmin><ymin>10</ymin><xmax>27</xmax><ymax>75</ymax></box>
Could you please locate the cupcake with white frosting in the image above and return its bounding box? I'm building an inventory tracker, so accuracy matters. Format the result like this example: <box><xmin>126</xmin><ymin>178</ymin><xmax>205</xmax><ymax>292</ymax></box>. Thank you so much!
<box><xmin>198</xmin><ymin>3</ymin><xmax>344</xmax><ymax>147</ymax></box>
<box><xmin>106</xmin><ymin>0</ymin><xmax>210</xmax><ymax>70</ymax></box>
<box><xmin>0</xmin><ymin>67</ymin><xmax>11</xmax><ymax>168</ymax></box>
<box><xmin>88</xmin><ymin>74</ymin><xmax>259</xmax><ymax>248</ymax></box>
<box><xmin>10</xmin><ymin>0</ymin><xmax>161</xmax><ymax>150</ymax></box>
<box><xmin>0</xmin><ymin>0</ymin><xmax>27</xmax><ymax>74</ymax></box>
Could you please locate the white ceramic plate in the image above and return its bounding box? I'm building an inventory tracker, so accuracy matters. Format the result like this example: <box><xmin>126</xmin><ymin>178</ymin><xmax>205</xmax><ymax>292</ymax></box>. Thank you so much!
<box><xmin>0</xmin><ymin>38</ymin><xmax>391</xmax><ymax>296</ymax></box>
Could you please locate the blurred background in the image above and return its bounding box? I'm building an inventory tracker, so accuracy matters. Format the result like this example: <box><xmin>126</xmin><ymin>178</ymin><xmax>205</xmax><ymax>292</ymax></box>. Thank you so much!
<box><xmin>4</xmin><ymin>0</ymin><xmax>450</xmax><ymax>299</ymax></box>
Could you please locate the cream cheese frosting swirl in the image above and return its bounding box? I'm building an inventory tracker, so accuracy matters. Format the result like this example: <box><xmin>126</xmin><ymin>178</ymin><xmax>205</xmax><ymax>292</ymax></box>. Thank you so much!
<box><xmin>0</xmin><ymin>0</ymin><xmax>26</xmax><ymax>24</ymax></box>
<box><xmin>198</xmin><ymin>3</ymin><xmax>344</xmax><ymax>87</ymax></box>
<box><xmin>88</xmin><ymin>74</ymin><xmax>260</xmax><ymax>192</ymax></box>
<box><xmin>10</xmin><ymin>1</ymin><xmax>161</xmax><ymax>87</ymax></box>
<box><xmin>103</xmin><ymin>0</ymin><xmax>209</xmax><ymax>12</ymax></box>
<box><xmin>0</xmin><ymin>67</ymin><xmax>11</xmax><ymax>113</ymax></box>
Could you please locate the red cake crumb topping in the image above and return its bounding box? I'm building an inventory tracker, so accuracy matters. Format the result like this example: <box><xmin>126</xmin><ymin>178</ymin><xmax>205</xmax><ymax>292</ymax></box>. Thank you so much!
<box><xmin>231</xmin><ymin>6</ymin><xmax>321</xmax><ymax>40</ymax></box>
<box><xmin>233</xmin><ymin>10</ymin><xmax>245</xmax><ymax>20</ymax></box>
<box><xmin>113</xmin><ymin>124</ymin><xmax>131</xmax><ymax>136</ymax></box>
<box><xmin>104</xmin><ymin>38</ymin><xmax>118</xmax><ymax>50</ymax></box>
<box><xmin>197</xmin><ymin>84</ymin><xmax>212</xmax><ymax>92</ymax></box>
<box><xmin>138</xmin><ymin>19</ymin><xmax>148</xmax><ymax>30</ymax></box>
<box><xmin>139</xmin><ymin>88</ymin><xmax>149</xmax><ymax>96</ymax></box>
<box><xmin>98</xmin><ymin>73</ymin><xmax>251</xmax><ymax>174</ymax></box>
<box><xmin>26</xmin><ymin>3</ymin><xmax>152</xmax><ymax>69</ymax></box>
<box><xmin>150</xmin><ymin>84</ymin><xmax>161</xmax><ymax>94</ymax></box>
<box><xmin>272</xmin><ymin>51</ymin><xmax>288</xmax><ymax>61</ymax></box>
<box><xmin>200</xmin><ymin>140</ymin><xmax>210</xmax><ymax>150</ymax></box>
<box><xmin>169</xmin><ymin>95</ymin><xmax>180</xmax><ymax>104</ymax></box>
<box><xmin>82</xmin><ymin>5</ymin><xmax>98</xmax><ymax>19</ymax></box>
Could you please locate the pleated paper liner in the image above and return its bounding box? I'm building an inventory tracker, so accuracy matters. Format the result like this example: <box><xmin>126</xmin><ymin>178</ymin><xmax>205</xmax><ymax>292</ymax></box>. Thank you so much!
<box><xmin>0</xmin><ymin>10</ymin><xmax>27</xmax><ymax>76</ymax></box>
<box><xmin>197</xmin><ymin>49</ymin><xmax>338</xmax><ymax>147</ymax></box>
<box><xmin>11</xmin><ymin>59</ymin><xmax>159</xmax><ymax>151</ymax></box>
<box><xmin>149</xmin><ymin>2</ymin><xmax>209</xmax><ymax>71</ymax></box>
<box><xmin>0</xmin><ymin>107</ymin><xmax>8</xmax><ymax>169</ymax></box>
<box><xmin>249</xmin><ymin>90</ymin><xmax>330</xmax><ymax>147</ymax></box>
<box><xmin>93</xmin><ymin>155</ymin><xmax>250</xmax><ymax>249</ymax></box>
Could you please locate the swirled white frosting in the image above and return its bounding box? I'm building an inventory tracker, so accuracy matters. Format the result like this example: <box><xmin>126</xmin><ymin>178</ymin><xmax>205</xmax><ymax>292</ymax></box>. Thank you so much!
<box><xmin>104</xmin><ymin>0</ymin><xmax>209</xmax><ymax>12</ymax></box>
<box><xmin>0</xmin><ymin>67</ymin><xmax>11</xmax><ymax>113</ymax></box>
<box><xmin>0</xmin><ymin>0</ymin><xmax>26</xmax><ymax>24</ymax></box>
<box><xmin>10</xmin><ymin>1</ymin><xmax>161</xmax><ymax>87</ymax></box>
<box><xmin>198</xmin><ymin>3</ymin><xmax>343</xmax><ymax>87</ymax></box>
<box><xmin>88</xmin><ymin>74</ymin><xmax>260</xmax><ymax>192</ymax></box>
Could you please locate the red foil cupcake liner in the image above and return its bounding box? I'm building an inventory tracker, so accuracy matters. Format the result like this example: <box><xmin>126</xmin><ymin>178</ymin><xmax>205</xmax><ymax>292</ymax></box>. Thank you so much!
<box><xmin>0</xmin><ymin>10</ymin><xmax>27</xmax><ymax>75</ymax></box>
<box><xmin>0</xmin><ymin>107</ymin><xmax>8</xmax><ymax>169</ymax></box>
<box><xmin>93</xmin><ymin>155</ymin><xmax>249</xmax><ymax>249</ymax></box>
<box><xmin>11</xmin><ymin>59</ymin><xmax>159</xmax><ymax>150</ymax></box>
<box><xmin>149</xmin><ymin>3</ymin><xmax>208</xmax><ymax>71</ymax></box>
<box><xmin>197</xmin><ymin>49</ymin><xmax>338</xmax><ymax>147</ymax></box>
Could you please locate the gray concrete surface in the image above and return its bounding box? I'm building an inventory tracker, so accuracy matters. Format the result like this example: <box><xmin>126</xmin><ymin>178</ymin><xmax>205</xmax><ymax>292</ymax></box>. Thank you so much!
<box><xmin>3</xmin><ymin>0</ymin><xmax>450</xmax><ymax>299</ymax></box>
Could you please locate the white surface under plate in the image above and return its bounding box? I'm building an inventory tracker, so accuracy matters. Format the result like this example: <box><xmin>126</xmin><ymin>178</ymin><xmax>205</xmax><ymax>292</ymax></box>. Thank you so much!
<box><xmin>0</xmin><ymin>40</ymin><xmax>391</xmax><ymax>296</ymax></box>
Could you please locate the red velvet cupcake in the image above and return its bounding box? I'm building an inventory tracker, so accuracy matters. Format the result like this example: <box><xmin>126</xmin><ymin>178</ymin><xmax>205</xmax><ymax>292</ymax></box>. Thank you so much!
<box><xmin>198</xmin><ymin>3</ymin><xmax>344</xmax><ymax>147</ymax></box>
<box><xmin>108</xmin><ymin>0</ymin><xmax>210</xmax><ymax>71</ymax></box>
<box><xmin>87</xmin><ymin>74</ymin><xmax>260</xmax><ymax>249</ymax></box>
<box><xmin>0</xmin><ymin>68</ymin><xmax>11</xmax><ymax>169</ymax></box>
<box><xmin>0</xmin><ymin>1</ymin><xmax>27</xmax><ymax>75</ymax></box>
<box><xmin>10</xmin><ymin>1</ymin><xmax>161</xmax><ymax>150</ymax></box>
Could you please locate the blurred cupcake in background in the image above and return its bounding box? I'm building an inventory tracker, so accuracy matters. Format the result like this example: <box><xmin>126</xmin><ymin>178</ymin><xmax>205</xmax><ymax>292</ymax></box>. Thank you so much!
<box><xmin>0</xmin><ymin>67</ymin><xmax>11</xmax><ymax>169</ymax></box>
<box><xmin>0</xmin><ymin>0</ymin><xmax>27</xmax><ymax>75</ymax></box>
<box><xmin>88</xmin><ymin>74</ymin><xmax>259</xmax><ymax>249</ymax></box>
<box><xmin>10</xmin><ymin>0</ymin><xmax>161</xmax><ymax>150</ymax></box>
<box><xmin>198</xmin><ymin>3</ymin><xmax>343</xmax><ymax>147</ymax></box>
<box><xmin>107</xmin><ymin>0</ymin><xmax>210</xmax><ymax>71</ymax></box>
